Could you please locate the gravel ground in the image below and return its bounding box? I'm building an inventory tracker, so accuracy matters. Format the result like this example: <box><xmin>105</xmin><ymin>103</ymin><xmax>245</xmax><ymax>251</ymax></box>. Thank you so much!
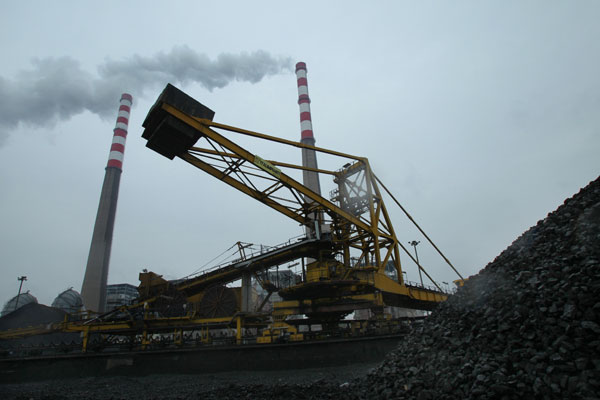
<box><xmin>0</xmin><ymin>363</ymin><xmax>374</xmax><ymax>399</ymax></box>
<box><xmin>2</xmin><ymin>176</ymin><xmax>598</xmax><ymax>399</ymax></box>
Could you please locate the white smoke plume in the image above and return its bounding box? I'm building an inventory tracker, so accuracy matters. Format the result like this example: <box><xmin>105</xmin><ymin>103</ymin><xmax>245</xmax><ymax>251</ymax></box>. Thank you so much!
<box><xmin>0</xmin><ymin>46</ymin><xmax>293</xmax><ymax>145</ymax></box>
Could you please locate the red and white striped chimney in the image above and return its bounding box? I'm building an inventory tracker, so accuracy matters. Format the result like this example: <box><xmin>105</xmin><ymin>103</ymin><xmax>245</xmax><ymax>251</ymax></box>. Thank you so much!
<box><xmin>295</xmin><ymin>62</ymin><xmax>321</xmax><ymax>196</ymax></box>
<box><xmin>107</xmin><ymin>93</ymin><xmax>132</xmax><ymax>170</ymax></box>
<box><xmin>81</xmin><ymin>93</ymin><xmax>133</xmax><ymax>313</ymax></box>
<box><xmin>295</xmin><ymin>62</ymin><xmax>315</xmax><ymax>142</ymax></box>
<box><xmin>295</xmin><ymin>62</ymin><xmax>322</xmax><ymax>241</ymax></box>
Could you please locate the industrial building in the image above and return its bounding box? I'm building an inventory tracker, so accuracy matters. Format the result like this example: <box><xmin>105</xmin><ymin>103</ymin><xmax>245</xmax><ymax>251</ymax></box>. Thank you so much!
<box><xmin>105</xmin><ymin>283</ymin><xmax>138</xmax><ymax>311</ymax></box>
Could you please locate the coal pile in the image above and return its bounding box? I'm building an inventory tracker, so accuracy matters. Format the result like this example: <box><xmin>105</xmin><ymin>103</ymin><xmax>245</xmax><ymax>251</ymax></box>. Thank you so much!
<box><xmin>0</xmin><ymin>303</ymin><xmax>66</xmax><ymax>331</ymax></box>
<box><xmin>0</xmin><ymin>303</ymin><xmax>79</xmax><ymax>350</ymax></box>
<box><xmin>353</xmin><ymin>176</ymin><xmax>600</xmax><ymax>399</ymax></box>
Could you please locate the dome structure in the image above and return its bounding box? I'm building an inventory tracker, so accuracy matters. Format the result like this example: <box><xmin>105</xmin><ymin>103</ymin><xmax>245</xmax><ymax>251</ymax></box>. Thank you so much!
<box><xmin>1</xmin><ymin>291</ymin><xmax>38</xmax><ymax>316</ymax></box>
<box><xmin>51</xmin><ymin>288</ymin><xmax>83</xmax><ymax>314</ymax></box>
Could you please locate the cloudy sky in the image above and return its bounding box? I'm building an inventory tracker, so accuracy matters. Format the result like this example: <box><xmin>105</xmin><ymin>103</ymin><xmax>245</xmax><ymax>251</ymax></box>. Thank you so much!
<box><xmin>0</xmin><ymin>1</ymin><xmax>598</xmax><ymax>306</ymax></box>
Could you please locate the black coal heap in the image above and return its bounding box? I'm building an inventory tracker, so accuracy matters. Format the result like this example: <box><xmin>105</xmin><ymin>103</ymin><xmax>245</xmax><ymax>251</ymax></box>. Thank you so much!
<box><xmin>357</xmin><ymin>176</ymin><xmax>600</xmax><ymax>399</ymax></box>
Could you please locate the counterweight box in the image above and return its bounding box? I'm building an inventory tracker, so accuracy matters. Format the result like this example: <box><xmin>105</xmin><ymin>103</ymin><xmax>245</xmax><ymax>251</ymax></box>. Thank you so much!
<box><xmin>142</xmin><ymin>83</ymin><xmax>215</xmax><ymax>159</ymax></box>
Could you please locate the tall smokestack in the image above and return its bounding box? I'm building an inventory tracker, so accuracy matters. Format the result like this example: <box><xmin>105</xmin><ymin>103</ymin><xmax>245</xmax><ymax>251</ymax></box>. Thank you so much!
<box><xmin>295</xmin><ymin>62</ymin><xmax>322</xmax><ymax>237</ymax></box>
<box><xmin>81</xmin><ymin>93</ymin><xmax>132</xmax><ymax>313</ymax></box>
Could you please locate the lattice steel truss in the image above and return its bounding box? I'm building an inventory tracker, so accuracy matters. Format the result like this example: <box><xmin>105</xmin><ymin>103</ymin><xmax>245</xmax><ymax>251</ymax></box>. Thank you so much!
<box><xmin>163</xmin><ymin>103</ymin><xmax>404</xmax><ymax>281</ymax></box>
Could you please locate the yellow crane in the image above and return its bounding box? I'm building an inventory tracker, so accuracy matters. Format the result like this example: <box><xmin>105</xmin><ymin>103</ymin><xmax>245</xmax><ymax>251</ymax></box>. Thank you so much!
<box><xmin>140</xmin><ymin>84</ymin><xmax>460</xmax><ymax>341</ymax></box>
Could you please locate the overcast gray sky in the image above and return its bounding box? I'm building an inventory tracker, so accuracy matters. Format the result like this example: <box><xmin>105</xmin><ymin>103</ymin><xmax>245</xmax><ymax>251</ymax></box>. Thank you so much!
<box><xmin>0</xmin><ymin>1</ymin><xmax>598</xmax><ymax>306</ymax></box>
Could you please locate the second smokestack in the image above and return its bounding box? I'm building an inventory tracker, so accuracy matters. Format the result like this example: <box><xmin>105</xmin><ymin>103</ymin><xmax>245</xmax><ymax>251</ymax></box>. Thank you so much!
<box><xmin>296</xmin><ymin>62</ymin><xmax>322</xmax><ymax>197</ymax></box>
<box><xmin>295</xmin><ymin>62</ymin><xmax>322</xmax><ymax>238</ymax></box>
<box><xmin>81</xmin><ymin>93</ymin><xmax>132</xmax><ymax>313</ymax></box>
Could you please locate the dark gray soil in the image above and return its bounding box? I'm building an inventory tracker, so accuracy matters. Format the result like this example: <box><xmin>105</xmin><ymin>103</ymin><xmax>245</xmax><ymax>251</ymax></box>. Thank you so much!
<box><xmin>0</xmin><ymin>363</ymin><xmax>374</xmax><ymax>399</ymax></box>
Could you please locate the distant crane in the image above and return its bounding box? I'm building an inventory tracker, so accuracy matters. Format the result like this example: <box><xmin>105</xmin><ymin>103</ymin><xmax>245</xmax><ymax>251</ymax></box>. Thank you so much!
<box><xmin>409</xmin><ymin>241</ymin><xmax>424</xmax><ymax>287</ymax></box>
<box><xmin>14</xmin><ymin>276</ymin><xmax>27</xmax><ymax>311</ymax></box>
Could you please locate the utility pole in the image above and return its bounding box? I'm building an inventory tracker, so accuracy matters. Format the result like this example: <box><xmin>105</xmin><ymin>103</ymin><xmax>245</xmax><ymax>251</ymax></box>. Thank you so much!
<box><xmin>15</xmin><ymin>276</ymin><xmax>27</xmax><ymax>311</ymax></box>
<box><xmin>408</xmin><ymin>241</ymin><xmax>424</xmax><ymax>287</ymax></box>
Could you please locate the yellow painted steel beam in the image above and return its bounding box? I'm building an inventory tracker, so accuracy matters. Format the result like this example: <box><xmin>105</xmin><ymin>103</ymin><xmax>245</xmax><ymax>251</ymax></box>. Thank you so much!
<box><xmin>200</xmin><ymin>119</ymin><xmax>364</xmax><ymax>161</ymax></box>
<box><xmin>174</xmin><ymin>238</ymin><xmax>331</xmax><ymax>294</ymax></box>
<box><xmin>180</xmin><ymin>152</ymin><xmax>305</xmax><ymax>225</ymax></box>
<box><xmin>162</xmin><ymin>103</ymin><xmax>374</xmax><ymax>235</ymax></box>
<box><xmin>406</xmin><ymin>287</ymin><xmax>448</xmax><ymax>302</ymax></box>
<box><xmin>272</xmin><ymin>292</ymin><xmax>385</xmax><ymax>314</ymax></box>
<box><xmin>63</xmin><ymin>315</ymin><xmax>237</xmax><ymax>334</ymax></box>
<box><xmin>189</xmin><ymin>147</ymin><xmax>338</xmax><ymax>176</ymax></box>
<box><xmin>0</xmin><ymin>325</ymin><xmax>58</xmax><ymax>339</ymax></box>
